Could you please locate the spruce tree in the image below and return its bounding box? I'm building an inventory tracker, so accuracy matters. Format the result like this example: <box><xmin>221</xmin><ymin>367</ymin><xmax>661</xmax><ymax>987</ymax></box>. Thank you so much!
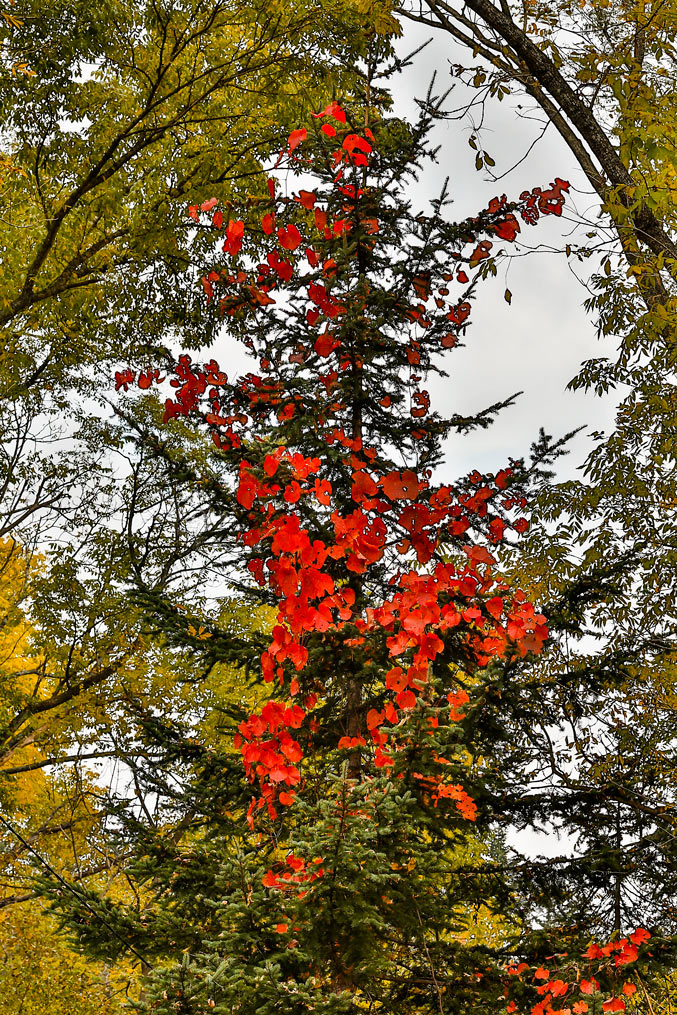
<box><xmin>40</xmin><ymin>57</ymin><xmax>664</xmax><ymax>1015</ymax></box>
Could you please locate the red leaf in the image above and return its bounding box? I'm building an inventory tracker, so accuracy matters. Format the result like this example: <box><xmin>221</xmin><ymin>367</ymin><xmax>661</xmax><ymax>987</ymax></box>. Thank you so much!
<box><xmin>489</xmin><ymin>518</ymin><xmax>507</xmax><ymax>542</ymax></box>
<box><xmin>284</xmin><ymin>481</ymin><xmax>301</xmax><ymax>504</ymax></box>
<box><xmin>468</xmin><ymin>240</ymin><xmax>492</xmax><ymax>267</ymax></box>
<box><xmin>412</xmin><ymin>273</ymin><xmax>431</xmax><ymax>300</ymax></box>
<box><xmin>463</xmin><ymin>544</ymin><xmax>497</xmax><ymax>566</ymax></box>
<box><xmin>366</xmin><ymin>708</ymin><xmax>385</xmax><ymax>730</ymax></box>
<box><xmin>485</xmin><ymin>596</ymin><xmax>504</xmax><ymax>620</ymax></box>
<box><xmin>314</xmin><ymin>332</ymin><xmax>340</xmax><ymax>358</ymax></box>
<box><xmin>223</xmin><ymin>219</ymin><xmax>245</xmax><ymax>256</ymax></box>
<box><xmin>246</xmin><ymin>285</ymin><xmax>276</xmax><ymax>307</ymax></box>
<box><xmin>338</xmin><ymin>735</ymin><xmax>366</xmax><ymax>749</ymax></box>
<box><xmin>381</xmin><ymin>470</ymin><xmax>421</xmax><ymax>501</ymax></box>
<box><xmin>114</xmin><ymin>369</ymin><xmax>135</xmax><ymax>392</ymax></box>
<box><xmin>288</xmin><ymin>128</ymin><xmax>307</xmax><ymax>154</ymax></box>
<box><xmin>602</xmin><ymin>999</ymin><xmax>625</xmax><ymax>1012</ymax></box>
<box><xmin>200</xmin><ymin>197</ymin><xmax>218</xmax><ymax>212</ymax></box>
<box><xmin>262</xmin><ymin>212</ymin><xmax>275</xmax><ymax>235</ymax></box>
<box><xmin>278</xmin><ymin>224</ymin><xmax>303</xmax><ymax>251</ymax></box>
<box><xmin>314</xmin><ymin>478</ymin><xmax>332</xmax><ymax>505</ymax></box>
<box><xmin>321</xmin><ymin>124</ymin><xmax>337</xmax><ymax>137</ymax></box>
<box><xmin>385</xmin><ymin>667</ymin><xmax>407</xmax><ymax>693</ymax></box>
<box><xmin>343</xmin><ymin>134</ymin><xmax>372</xmax><ymax>156</ymax></box>
<box><xmin>493</xmin><ymin>214</ymin><xmax>520</xmax><ymax>241</ymax></box>
<box><xmin>374</xmin><ymin>748</ymin><xmax>394</xmax><ymax>768</ymax></box>
<box><xmin>264</xmin><ymin>447</ymin><xmax>285</xmax><ymax>476</ymax></box>
<box><xmin>312</xmin><ymin>100</ymin><xmax>346</xmax><ymax>123</ymax></box>
<box><xmin>201</xmin><ymin>276</ymin><xmax>214</xmax><ymax>303</ymax></box>
<box><xmin>396</xmin><ymin>688</ymin><xmax>417</xmax><ymax>710</ymax></box>
<box><xmin>352</xmin><ymin>470</ymin><xmax>378</xmax><ymax>501</ymax></box>
<box><xmin>267</xmin><ymin>250</ymin><xmax>293</xmax><ymax>282</ymax></box>
<box><xmin>297</xmin><ymin>190</ymin><xmax>316</xmax><ymax>209</ymax></box>
<box><xmin>138</xmin><ymin>369</ymin><xmax>162</xmax><ymax>389</ymax></box>
<box><xmin>447</xmin><ymin>689</ymin><xmax>469</xmax><ymax>720</ymax></box>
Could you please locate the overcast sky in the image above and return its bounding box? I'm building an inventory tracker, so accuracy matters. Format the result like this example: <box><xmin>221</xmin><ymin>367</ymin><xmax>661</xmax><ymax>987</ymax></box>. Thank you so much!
<box><xmin>389</xmin><ymin>22</ymin><xmax>619</xmax><ymax>486</ymax></box>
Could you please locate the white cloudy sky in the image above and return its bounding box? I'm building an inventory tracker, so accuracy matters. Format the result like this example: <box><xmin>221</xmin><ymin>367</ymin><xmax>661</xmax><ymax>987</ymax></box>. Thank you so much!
<box><xmin>389</xmin><ymin>22</ymin><xmax>619</xmax><ymax>484</ymax></box>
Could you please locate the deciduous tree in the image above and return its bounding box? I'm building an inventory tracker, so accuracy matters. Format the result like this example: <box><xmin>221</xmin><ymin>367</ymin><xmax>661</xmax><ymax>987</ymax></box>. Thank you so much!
<box><xmin>0</xmin><ymin>0</ymin><xmax>372</xmax><ymax>400</ymax></box>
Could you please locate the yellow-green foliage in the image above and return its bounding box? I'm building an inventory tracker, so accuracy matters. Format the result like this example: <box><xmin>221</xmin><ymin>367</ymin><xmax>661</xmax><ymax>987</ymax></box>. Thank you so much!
<box><xmin>0</xmin><ymin>903</ymin><xmax>133</xmax><ymax>1015</ymax></box>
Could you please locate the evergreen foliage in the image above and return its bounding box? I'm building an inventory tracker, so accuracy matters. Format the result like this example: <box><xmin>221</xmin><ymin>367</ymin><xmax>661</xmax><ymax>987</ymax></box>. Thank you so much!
<box><xmin>34</xmin><ymin>49</ymin><xmax>671</xmax><ymax>1014</ymax></box>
